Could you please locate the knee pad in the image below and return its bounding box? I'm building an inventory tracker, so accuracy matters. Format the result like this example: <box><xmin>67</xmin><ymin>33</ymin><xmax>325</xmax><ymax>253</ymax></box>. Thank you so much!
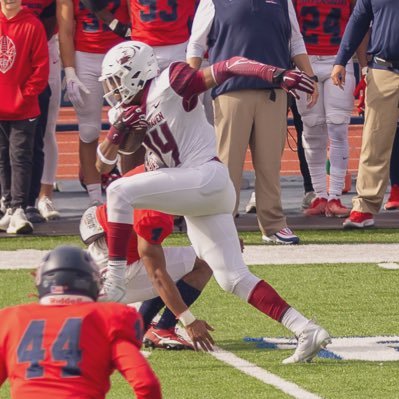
<box><xmin>302</xmin><ymin>124</ymin><xmax>328</xmax><ymax>151</ymax></box>
<box><xmin>79</xmin><ymin>123</ymin><xmax>100</xmax><ymax>143</ymax></box>
<box><xmin>213</xmin><ymin>268</ymin><xmax>260</xmax><ymax>300</ymax></box>
<box><xmin>326</xmin><ymin>113</ymin><xmax>351</xmax><ymax>125</ymax></box>
<box><xmin>301</xmin><ymin>114</ymin><xmax>326</xmax><ymax>127</ymax></box>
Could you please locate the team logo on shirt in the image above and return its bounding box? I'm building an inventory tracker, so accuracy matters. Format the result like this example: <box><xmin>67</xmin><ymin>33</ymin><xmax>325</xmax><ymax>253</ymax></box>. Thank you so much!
<box><xmin>0</xmin><ymin>36</ymin><xmax>16</xmax><ymax>74</ymax></box>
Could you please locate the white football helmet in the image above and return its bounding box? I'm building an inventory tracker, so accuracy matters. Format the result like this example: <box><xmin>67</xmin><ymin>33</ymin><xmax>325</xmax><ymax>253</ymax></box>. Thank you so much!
<box><xmin>99</xmin><ymin>41</ymin><xmax>160</xmax><ymax>107</ymax></box>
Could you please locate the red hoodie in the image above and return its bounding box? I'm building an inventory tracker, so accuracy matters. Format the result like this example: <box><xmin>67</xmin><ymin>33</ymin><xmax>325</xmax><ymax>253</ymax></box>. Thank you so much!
<box><xmin>0</xmin><ymin>8</ymin><xmax>49</xmax><ymax>120</ymax></box>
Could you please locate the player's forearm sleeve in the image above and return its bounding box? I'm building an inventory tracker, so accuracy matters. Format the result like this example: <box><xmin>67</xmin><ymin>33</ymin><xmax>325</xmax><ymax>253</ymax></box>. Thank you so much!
<box><xmin>211</xmin><ymin>57</ymin><xmax>283</xmax><ymax>86</ymax></box>
<box><xmin>113</xmin><ymin>340</ymin><xmax>162</xmax><ymax>399</ymax></box>
<box><xmin>169</xmin><ymin>62</ymin><xmax>208</xmax><ymax>99</ymax></box>
<box><xmin>335</xmin><ymin>1</ymin><xmax>372</xmax><ymax>66</ymax></box>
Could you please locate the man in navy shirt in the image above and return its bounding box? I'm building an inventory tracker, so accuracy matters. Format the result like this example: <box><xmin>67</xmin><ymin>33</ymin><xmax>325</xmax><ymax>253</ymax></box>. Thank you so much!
<box><xmin>331</xmin><ymin>0</ymin><xmax>399</xmax><ymax>228</ymax></box>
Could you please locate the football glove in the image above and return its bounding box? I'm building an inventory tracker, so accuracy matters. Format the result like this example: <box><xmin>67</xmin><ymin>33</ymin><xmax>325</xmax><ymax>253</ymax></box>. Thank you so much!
<box><xmin>107</xmin><ymin>106</ymin><xmax>149</xmax><ymax>145</ymax></box>
<box><xmin>353</xmin><ymin>75</ymin><xmax>366</xmax><ymax>116</ymax></box>
<box><xmin>273</xmin><ymin>69</ymin><xmax>315</xmax><ymax>99</ymax></box>
<box><xmin>63</xmin><ymin>67</ymin><xmax>90</xmax><ymax>108</ymax></box>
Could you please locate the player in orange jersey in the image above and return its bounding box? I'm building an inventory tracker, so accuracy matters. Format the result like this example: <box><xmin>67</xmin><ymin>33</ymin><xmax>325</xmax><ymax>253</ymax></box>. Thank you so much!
<box><xmin>0</xmin><ymin>246</ymin><xmax>162</xmax><ymax>399</ymax></box>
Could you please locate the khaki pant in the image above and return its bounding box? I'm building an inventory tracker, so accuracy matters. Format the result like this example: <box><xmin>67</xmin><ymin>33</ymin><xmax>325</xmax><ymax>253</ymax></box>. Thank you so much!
<box><xmin>353</xmin><ymin>68</ymin><xmax>399</xmax><ymax>214</ymax></box>
<box><xmin>214</xmin><ymin>89</ymin><xmax>287</xmax><ymax>236</ymax></box>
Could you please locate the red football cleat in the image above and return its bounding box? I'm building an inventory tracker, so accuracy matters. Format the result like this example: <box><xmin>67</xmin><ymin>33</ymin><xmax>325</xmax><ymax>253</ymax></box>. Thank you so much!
<box><xmin>303</xmin><ymin>197</ymin><xmax>327</xmax><ymax>216</ymax></box>
<box><xmin>384</xmin><ymin>184</ymin><xmax>399</xmax><ymax>210</ymax></box>
<box><xmin>143</xmin><ymin>326</ymin><xmax>194</xmax><ymax>350</ymax></box>
<box><xmin>343</xmin><ymin>211</ymin><xmax>374</xmax><ymax>229</ymax></box>
<box><xmin>325</xmin><ymin>199</ymin><xmax>350</xmax><ymax>218</ymax></box>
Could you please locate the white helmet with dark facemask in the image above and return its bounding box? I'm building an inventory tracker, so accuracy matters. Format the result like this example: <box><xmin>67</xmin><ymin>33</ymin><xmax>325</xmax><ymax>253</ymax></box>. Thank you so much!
<box><xmin>99</xmin><ymin>41</ymin><xmax>160</xmax><ymax>107</ymax></box>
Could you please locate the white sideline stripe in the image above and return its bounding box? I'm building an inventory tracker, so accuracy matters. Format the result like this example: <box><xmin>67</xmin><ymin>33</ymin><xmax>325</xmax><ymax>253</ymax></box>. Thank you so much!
<box><xmin>210</xmin><ymin>346</ymin><xmax>322</xmax><ymax>399</ymax></box>
<box><xmin>377</xmin><ymin>262</ymin><xmax>399</xmax><ymax>270</ymax></box>
<box><xmin>0</xmin><ymin>243</ymin><xmax>399</xmax><ymax>269</ymax></box>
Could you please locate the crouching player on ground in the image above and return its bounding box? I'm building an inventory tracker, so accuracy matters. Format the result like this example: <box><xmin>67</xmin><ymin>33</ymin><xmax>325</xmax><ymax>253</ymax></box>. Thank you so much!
<box><xmin>0</xmin><ymin>246</ymin><xmax>162</xmax><ymax>399</ymax></box>
<box><xmin>80</xmin><ymin>166</ymin><xmax>213</xmax><ymax>350</ymax></box>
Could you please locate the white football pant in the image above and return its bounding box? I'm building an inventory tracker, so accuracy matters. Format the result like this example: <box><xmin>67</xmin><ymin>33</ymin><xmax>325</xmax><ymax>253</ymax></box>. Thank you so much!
<box><xmin>107</xmin><ymin>160</ymin><xmax>261</xmax><ymax>300</ymax></box>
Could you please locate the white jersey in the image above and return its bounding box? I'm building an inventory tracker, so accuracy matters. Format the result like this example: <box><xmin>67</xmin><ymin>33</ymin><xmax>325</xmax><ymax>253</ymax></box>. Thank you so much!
<box><xmin>142</xmin><ymin>63</ymin><xmax>217</xmax><ymax>168</ymax></box>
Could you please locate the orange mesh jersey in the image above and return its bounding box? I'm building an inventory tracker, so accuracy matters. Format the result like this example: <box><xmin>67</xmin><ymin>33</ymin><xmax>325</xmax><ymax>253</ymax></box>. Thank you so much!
<box><xmin>0</xmin><ymin>302</ymin><xmax>161</xmax><ymax>398</ymax></box>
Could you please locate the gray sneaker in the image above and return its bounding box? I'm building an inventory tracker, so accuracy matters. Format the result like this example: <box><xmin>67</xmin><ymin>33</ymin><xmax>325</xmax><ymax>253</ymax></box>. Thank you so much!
<box><xmin>301</xmin><ymin>191</ymin><xmax>316</xmax><ymax>210</ymax></box>
<box><xmin>282</xmin><ymin>321</ymin><xmax>331</xmax><ymax>364</ymax></box>
<box><xmin>0</xmin><ymin>208</ymin><xmax>12</xmax><ymax>231</ymax></box>
<box><xmin>38</xmin><ymin>197</ymin><xmax>60</xmax><ymax>220</ymax></box>
<box><xmin>245</xmin><ymin>192</ymin><xmax>256</xmax><ymax>214</ymax></box>
<box><xmin>6</xmin><ymin>208</ymin><xmax>33</xmax><ymax>234</ymax></box>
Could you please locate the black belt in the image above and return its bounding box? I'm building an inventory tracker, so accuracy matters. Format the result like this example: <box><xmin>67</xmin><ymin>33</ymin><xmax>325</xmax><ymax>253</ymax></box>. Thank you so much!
<box><xmin>372</xmin><ymin>56</ymin><xmax>399</xmax><ymax>70</ymax></box>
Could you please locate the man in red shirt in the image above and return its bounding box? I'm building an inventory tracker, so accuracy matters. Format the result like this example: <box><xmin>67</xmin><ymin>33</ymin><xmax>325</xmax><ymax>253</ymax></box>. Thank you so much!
<box><xmin>0</xmin><ymin>0</ymin><xmax>49</xmax><ymax>234</ymax></box>
<box><xmin>0</xmin><ymin>245</ymin><xmax>162</xmax><ymax>399</ymax></box>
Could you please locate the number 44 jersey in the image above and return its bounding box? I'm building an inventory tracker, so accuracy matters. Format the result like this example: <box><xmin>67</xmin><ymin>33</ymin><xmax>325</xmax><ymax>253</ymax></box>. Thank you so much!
<box><xmin>0</xmin><ymin>301</ymin><xmax>157</xmax><ymax>399</ymax></box>
<box><xmin>293</xmin><ymin>0</ymin><xmax>351</xmax><ymax>56</ymax></box>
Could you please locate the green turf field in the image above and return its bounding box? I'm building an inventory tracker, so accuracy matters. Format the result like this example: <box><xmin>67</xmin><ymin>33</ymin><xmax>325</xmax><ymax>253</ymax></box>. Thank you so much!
<box><xmin>0</xmin><ymin>228</ymin><xmax>399</xmax><ymax>250</ymax></box>
<box><xmin>0</xmin><ymin>230</ymin><xmax>398</xmax><ymax>398</ymax></box>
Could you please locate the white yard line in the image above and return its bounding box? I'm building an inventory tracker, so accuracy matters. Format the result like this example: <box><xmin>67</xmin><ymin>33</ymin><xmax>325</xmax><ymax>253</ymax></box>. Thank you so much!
<box><xmin>210</xmin><ymin>346</ymin><xmax>322</xmax><ymax>399</ymax></box>
<box><xmin>1</xmin><ymin>244</ymin><xmax>399</xmax><ymax>269</ymax></box>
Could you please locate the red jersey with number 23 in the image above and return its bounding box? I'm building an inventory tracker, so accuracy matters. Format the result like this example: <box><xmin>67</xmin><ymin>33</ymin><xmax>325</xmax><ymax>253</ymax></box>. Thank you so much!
<box><xmin>0</xmin><ymin>302</ymin><xmax>161</xmax><ymax>399</ymax></box>
<box><xmin>294</xmin><ymin>0</ymin><xmax>351</xmax><ymax>55</ymax></box>
<box><xmin>73</xmin><ymin>0</ymin><xmax>130</xmax><ymax>53</ymax></box>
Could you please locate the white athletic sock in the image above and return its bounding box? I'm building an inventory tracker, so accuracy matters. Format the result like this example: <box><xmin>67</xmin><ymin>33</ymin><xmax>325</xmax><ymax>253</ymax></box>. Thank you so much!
<box><xmin>302</xmin><ymin>124</ymin><xmax>328</xmax><ymax>199</ymax></box>
<box><xmin>107</xmin><ymin>259</ymin><xmax>126</xmax><ymax>283</ymax></box>
<box><xmin>328</xmin><ymin>123</ymin><xmax>349</xmax><ymax>197</ymax></box>
<box><xmin>87</xmin><ymin>183</ymin><xmax>102</xmax><ymax>203</ymax></box>
<box><xmin>281</xmin><ymin>307</ymin><xmax>310</xmax><ymax>336</ymax></box>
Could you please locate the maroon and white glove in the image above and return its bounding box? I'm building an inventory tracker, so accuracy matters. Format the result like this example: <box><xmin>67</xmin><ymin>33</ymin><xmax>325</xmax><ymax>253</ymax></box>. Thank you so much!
<box><xmin>212</xmin><ymin>57</ymin><xmax>314</xmax><ymax>98</ymax></box>
<box><xmin>273</xmin><ymin>69</ymin><xmax>315</xmax><ymax>99</ymax></box>
<box><xmin>107</xmin><ymin>106</ymin><xmax>149</xmax><ymax>145</ymax></box>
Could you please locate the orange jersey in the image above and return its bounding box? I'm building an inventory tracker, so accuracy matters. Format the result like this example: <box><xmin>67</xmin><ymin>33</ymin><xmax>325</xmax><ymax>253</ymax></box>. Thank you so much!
<box><xmin>0</xmin><ymin>302</ymin><xmax>161</xmax><ymax>399</ymax></box>
<box><xmin>294</xmin><ymin>0</ymin><xmax>351</xmax><ymax>55</ymax></box>
<box><xmin>130</xmin><ymin>0</ymin><xmax>196</xmax><ymax>46</ymax></box>
<box><xmin>73</xmin><ymin>0</ymin><xmax>130</xmax><ymax>53</ymax></box>
<box><xmin>96</xmin><ymin>206</ymin><xmax>174</xmax><ymax>264</ymax></box>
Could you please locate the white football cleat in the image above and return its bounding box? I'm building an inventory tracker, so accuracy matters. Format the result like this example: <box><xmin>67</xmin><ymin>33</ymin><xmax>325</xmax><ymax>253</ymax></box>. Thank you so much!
<box><xmin>99</xmin><ymin>265</ymin><xmax>126</xmax><ymax>303</ymax></box>
<box><xmin>282</xmin><ymin>321</ymin><xmax>331</xmax><ymax>364</ymax></box>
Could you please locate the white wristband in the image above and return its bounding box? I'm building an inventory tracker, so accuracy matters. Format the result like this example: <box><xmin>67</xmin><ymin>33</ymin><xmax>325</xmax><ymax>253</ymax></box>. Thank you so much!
<box><xmin>178</xmin><ymin>309</ymin><xmax>196</xmax><ymax>327</ymax></box>
<box><xmin>96</xmin><ymin>145</ymin><xmax>118</xmax><ymax>165</ymax></box>
<box><xmin>362</xmin><ymin>66</ymin><xmax>368</xmax><ymax>75</ymax></box>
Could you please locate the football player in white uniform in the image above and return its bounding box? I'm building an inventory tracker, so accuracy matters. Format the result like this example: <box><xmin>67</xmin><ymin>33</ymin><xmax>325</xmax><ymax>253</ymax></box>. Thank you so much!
<box><xmin>96</xmin><ymin>41</ymin><xmax>331</xmax><ymax>363</ymax></box>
